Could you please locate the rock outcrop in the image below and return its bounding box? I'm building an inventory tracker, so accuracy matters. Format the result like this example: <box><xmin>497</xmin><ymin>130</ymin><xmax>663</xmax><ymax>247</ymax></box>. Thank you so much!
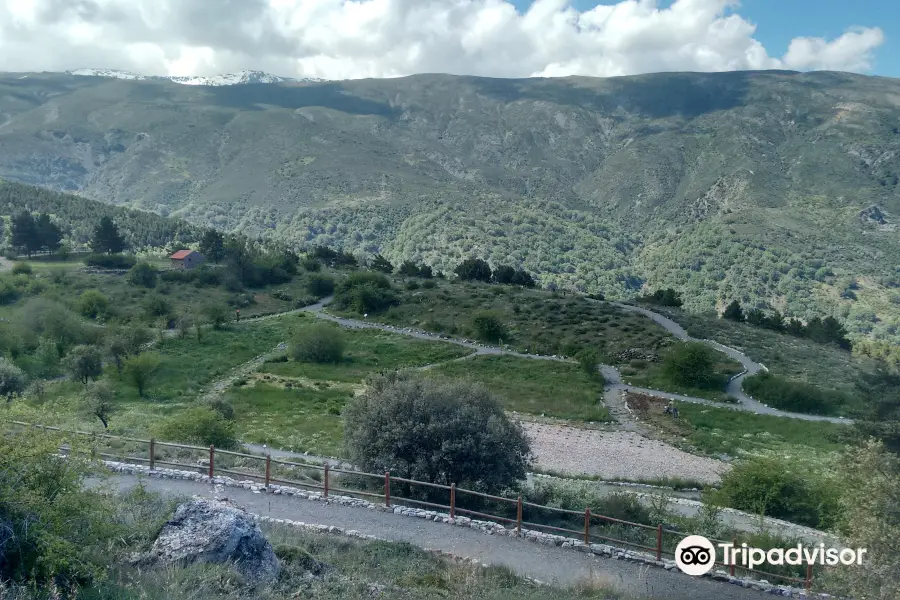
<box><xmin>147</xmin><ymin>497</ymin><xmax>280</xmax><ymax>585</ymax></box>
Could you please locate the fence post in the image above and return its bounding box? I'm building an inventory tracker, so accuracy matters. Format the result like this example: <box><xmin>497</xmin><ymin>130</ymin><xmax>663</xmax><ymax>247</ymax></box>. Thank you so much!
<box><xmin>265</xmin><ymin>455</ymin><xmax>271</xmax><ymax>488</ymax></box>
<box><xmin>385</xmin><ymin>471</ymin><xmax>391</xmax><ymax>507</ymax></box>
<box><xmin>149</xmin><ymin>438</ymin><xmax>155</xmax><ymax>471</ymax></box>
<box><xmin>805</xmin><ymin>564</ymin><xmax>813</xmax><ymax>591</ymax></box>
<box><xmin>730</xmin><ymin>538</ymin><xmax>736</xmax><ymax>577</ymax></box>
<box><xmin>450</xmin><ymin>483</ymin><xmax>456</xmax><ymax>518</ymax></box>
<box><xmin>656</xmin><ymin>524</ymin><xmax>662</xmax><ymax>561</ymax></box>
<box><xmin>323</xmin><ymin>463</ymin><xmax>329</xmax><ymax>498</ymax></box>
<box><xmin>516</xmin><ymin>496</ymin><xmax>523</xmax><ymax>536</ymax></box>
<box><xmin>584</xmin><ymin>508</ymin><xmax>591</xmax><ymax>544</ymax></box>
<box><xmin>208</xmin><ymin>445</ymin><xmax>214</xmax><ymax>479</ymax></box>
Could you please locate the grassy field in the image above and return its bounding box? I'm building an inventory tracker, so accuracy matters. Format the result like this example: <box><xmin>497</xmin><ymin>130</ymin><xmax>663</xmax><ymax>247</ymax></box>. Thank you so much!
<box><xmin>260</xmin><ymin>328</ymin><xmax>472</xmax><ymax>383</ymax></box>
<box><xmin>626</xmin><ymin>392</ymin><xmax>850</xmax><ymax>458</ymax></box>
<box><xmin>350</xmin><ymin>279</ymin><xmax>676</xmax><ymax>364</ymax></box>
<box><xmin>653</xmin><ymin>307</ymin><xmax>874</xmax><ymax>394</ymax></box>
<box><xmin>619</xmin><ymin>354</ymin><xmax>744</xmax><ymax>402</ymax></box>
<box><xmin>427</xmin><ymin>355</ymin><xmax>611</xmax><ymax>422</ymax></box>
<box><xmin>6</xmin><ymin>314</ymin><xmax>477</xmax><ymax>455</ymax></box>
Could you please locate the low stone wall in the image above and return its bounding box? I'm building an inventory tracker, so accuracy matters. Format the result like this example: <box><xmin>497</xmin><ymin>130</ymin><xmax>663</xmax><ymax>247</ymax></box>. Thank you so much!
<box><xmin>99</xmin><ymin>460</ymin><xmax>833</xmax><ymax>598</ymax></box>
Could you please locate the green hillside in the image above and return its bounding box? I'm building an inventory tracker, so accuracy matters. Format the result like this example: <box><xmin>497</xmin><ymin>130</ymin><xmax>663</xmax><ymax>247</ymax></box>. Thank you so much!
<box><xmin>0</xmin><ymin>70</ymin><xmax>898</xmax><ymax>342</ymax></box>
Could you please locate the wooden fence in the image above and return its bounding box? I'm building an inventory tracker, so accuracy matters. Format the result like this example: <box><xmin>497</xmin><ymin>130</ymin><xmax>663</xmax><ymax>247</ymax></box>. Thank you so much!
<box><xmin>8</xmin><ymin>421</ymin><xmax>814</xmax><ymax>590</ymax></box>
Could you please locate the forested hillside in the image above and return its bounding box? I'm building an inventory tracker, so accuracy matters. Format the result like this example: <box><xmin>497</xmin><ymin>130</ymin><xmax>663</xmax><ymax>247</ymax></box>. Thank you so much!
<box><xmin>0</xmin><ymin>179</ymin><xmax>199</xmax><ymax>251</ymax></box>
<box><xmin>0</xmin><ymin>70</ymin><xmax>898</xmax><ymax>343</ymax></box>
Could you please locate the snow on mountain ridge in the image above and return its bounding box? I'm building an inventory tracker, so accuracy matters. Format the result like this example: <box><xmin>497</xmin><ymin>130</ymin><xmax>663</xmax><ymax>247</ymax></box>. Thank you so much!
<box><xmin>64</xmin><ymin>68</ymin><xmax>324</xmax><ymax>85</ymax></box>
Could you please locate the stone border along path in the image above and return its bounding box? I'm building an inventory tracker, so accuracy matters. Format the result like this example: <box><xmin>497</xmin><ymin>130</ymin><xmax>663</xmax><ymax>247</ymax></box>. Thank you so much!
<box><xmin>93</xmin><ymin>461</ymin><xmax>830</xmax><ymax>600</ymax></box>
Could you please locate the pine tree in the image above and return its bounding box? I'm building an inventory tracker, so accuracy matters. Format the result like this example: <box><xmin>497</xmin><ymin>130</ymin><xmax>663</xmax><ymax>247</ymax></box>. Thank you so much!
<box><xmin>369</xmin><ymin>254</ymin><xmax>393</xmax><ymax>273</ymax></box>
<box><xmin>10</xmin><ymin>211</ymin><xmax>40</xmax><ymax>257</ymax></box>
<box><xmin>90</xmin><ymin>216</ymin><xmax>126</xmax><ymax>255</ymax></box>
<box><xmin>35</xmin><ymin>213</ymin><xmax>62</xmax><ymax>255</ymax></box>
<box><xmin>199</xmin><ymin>229</ymin><xmax>225</xmax><ymax>264</ymax></box>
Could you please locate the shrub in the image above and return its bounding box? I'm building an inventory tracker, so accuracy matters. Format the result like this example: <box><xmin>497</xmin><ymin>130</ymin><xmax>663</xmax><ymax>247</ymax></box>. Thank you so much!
<box><xmin>306</xmin><ymin>273</ymin><xmax>335</xmax><ymax>297</ymax></box>
<box><xmin>744</xmin><ymin>372</ymin><xmax>848</xmax><ymax>416</ymax></box>
<box><xmin>82</xmin><ymin>380</ymin><xmax>115</xmax><ymax>428</ymax></box>
<box><xmin>577</xmin><ymin>348</ymin><xmax>601</xmax><ymax>379</ymax></box>
<box><xmin>205</xmin><ymin>304</ymin><xmax>229</xmax><ymax>330</ymax></box>
<box><xmin>204</xmin><ymin>398</ymin><xmax>236</xmax><ymax>421</ymax></box>
<box><xmin>301</xmin><ymin>257</ymin><xmax>322</xmax><ymax>272</ymax></box>
<box><xmin>64</xmin><ymin>344</ymin><xmax>104</xmax><ymax>384</ymax></box>
<box><xmin>0</xmin><ymin>429</ymin><xmax>119</xmax><ymax>586</ymax></box>
<box><xmin>291</xmin><ymin>323</ymin><xmax>346</xmax><ymax>364</ymax></box>
<box><xmin>143</xmin><ymin>295</ymin><xmax>172</xmax><ymax>319</ymax></box>
<box><xmin>471</xmin><ymin>311</ymin><xmax>507</xmax><ymax>343</ymax></box>
<box><xmin>11</xmin><ymin>262</ymin><xmax>32</xmax><ymax>275</ymax></box>
<box><xmin>83</xmin><ymin>253</ymin><xmax>136</xmax><ymax>269</ymax></box>
<box><xmin>156</xmin><ymin>406</ymin><xmax>238</xmax><ymax>449</ymax></box>
<box><xmin>455</xmin><ymin>258</ymin><xmax>492</xmax><ymax>282</ymax></box>
<box><xmin>77</xmin><ymin>289</ymin><xmax>109</xmax><ymax>319</ymax></box>
<box><xmin>405</xmin><ymin>280</ymin><xmax>420</xmax><ymax>290</ymax></box>
<box><xmin>332</xmin><ymin>272</ymin><xmax>398</xmax><ymax>314</ymax></box>
<box><xmin>711</xmin><ymin>456</ymin><xmax>839</xmax><ymax>528</ymax></box>
<box><xmin>344</xmin><ymin>372</ymin><xmax>531</xmax><ymax>494</ymax></box>
<box><xmin>422</xmin><ymin>279</ymin><xmax>437</xmax><ymax>289</ymax></box>
<box><xmin>0</xmin><ymin>357</ymin><xmax>27</xmax><ymax>399</ymax></box>
<box><xmin>127</xmin><ymin>262</ymin><xmax>158</xmax><ymax>288</ymax></box>
<box><xmin>124</xmin><ymin>352</ymin><xmax>161</xmax><ymax>398</ymax></box>
<box><xmin>661</xmin><ymin>341</ymin><xmax>718</xmax><ymax>388</ymax></box>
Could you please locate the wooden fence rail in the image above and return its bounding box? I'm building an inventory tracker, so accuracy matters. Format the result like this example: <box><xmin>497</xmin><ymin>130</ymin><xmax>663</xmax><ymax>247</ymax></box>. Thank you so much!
<box><xmin>7</xmin><ymin>420</ymin><xmax>813</xmax><ymax>590</ymax></box>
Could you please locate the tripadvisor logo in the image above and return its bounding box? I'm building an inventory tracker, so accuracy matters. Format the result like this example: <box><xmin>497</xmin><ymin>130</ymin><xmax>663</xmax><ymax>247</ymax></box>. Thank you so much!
<box><xmin>674</xmin><ymin>535</ymin><xmax>868</xmax><ymax>576</ymax></box>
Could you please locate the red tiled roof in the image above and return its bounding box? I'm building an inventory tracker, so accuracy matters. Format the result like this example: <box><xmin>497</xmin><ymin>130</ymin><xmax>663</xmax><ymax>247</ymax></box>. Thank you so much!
<box><xmin>169</xmin><ymin>250</ymin><xmax>193</xmax><ymax>260</ymax></box>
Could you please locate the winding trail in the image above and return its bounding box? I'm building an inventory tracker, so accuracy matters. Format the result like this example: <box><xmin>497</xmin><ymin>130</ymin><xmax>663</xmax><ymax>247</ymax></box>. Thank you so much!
<box><xmin>298</xmin><ymin>297</ymin><xmax>850</xmax><ymax>425</ymax></box>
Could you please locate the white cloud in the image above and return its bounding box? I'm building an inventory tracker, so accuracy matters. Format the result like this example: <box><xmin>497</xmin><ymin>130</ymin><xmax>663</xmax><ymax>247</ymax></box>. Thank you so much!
<box><xmin>0</xmin><ymin>0</ymin><xmax>886</xmax><ymax>79</ymax></box>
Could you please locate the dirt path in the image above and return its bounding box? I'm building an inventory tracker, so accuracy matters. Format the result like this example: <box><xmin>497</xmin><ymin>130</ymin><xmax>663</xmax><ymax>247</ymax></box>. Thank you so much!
<box><xmin>301</xmin><ymin>298</ymin><xmax>850</xmax><ymax>425</ymax></box>
<box><xmin>91</xmin><ymin>474</ymin><xmax>773</xmax><ymax>600</ymax></box>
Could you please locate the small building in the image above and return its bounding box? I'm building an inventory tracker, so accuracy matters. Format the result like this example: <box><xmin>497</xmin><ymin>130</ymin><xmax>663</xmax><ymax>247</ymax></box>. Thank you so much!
<box><xmin>169</xmin><ymin>249</ymin><xmax>205</xmax><ymax>270</ymax></box>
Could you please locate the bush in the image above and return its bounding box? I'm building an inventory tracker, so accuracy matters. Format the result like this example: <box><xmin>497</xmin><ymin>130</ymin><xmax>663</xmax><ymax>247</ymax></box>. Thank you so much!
<box><xmin>577</xmin><ymin>348</ymin><xmax>601</xmax><ymax>379</ymax></box>
<box><xmin>205</xmin><ymin>304</ymin><xmax>229</xmax><ymax>329</ymax></box>
<box><xmin>77</xmin><ymin>289</ymin><xmax>109</xmax><ymax>319</ymax></box>
<box><xmin>156</xmin><ymin>406</ymin><xmax>238</xmax><ymax>449</ymax></box>
<box><xmin>0</xmin><ymin>357</ymin><xmax>27</xmax><ymax>399</ymax></box>
<box><xmin>662</xmin><ymin>341</ymin><xmax>718</xmax><ymax>388</ymax></box>
<box><xmin>306</xmin><ymin>273</ymin><xmax>335</xmax><ymax>297</ymax></box>
<box><xmin>332</xmin><ymin>272</ymin><xmax>398</xmax><ymax>314</ymax></box>
<box><xmin>471</xmin><ymin>311</ymin><xmax>508</xmax><ymax>343</ymax></box>
<box><xmin>455</xmin><ymin>258</ymin><xmax>492</xmax><ymax>282</ymax></box>
<box><xmin>291</xmin><ymin>323</ymin><xmax>346</xmax><ymax>364</ymax></box>
<box><xmin>712</xmin><ymin>456</ymin><xmax>839</xmax><ymax>528</ymax></box>
<box><xmin>83</xmin><ymin>253</ymin><xmax>136</xmax><ymax>269</ymax></box>
<box><xmin>422</xmin><ymin>279</ymin><xmax>437</xmax><ymax>289</ymax></box>
<box><xmin>82</xmin><ymin>380</ymin><xmax>115</xmax><ymax>428</ymax></box>
<box><xmin>744</xmin><ymin>372</ymin><xmax>848</xmax><ymax>416</ymax></box>
<box><xmin>301</xmin><ymin>257</ymin><xmax>322</xmax><ymax>272</ymax></box>
<box><xmin>0</xmin><ymin>429</ymin><xmax>119</xmax><ymax>586</ymax></box>
<box><xmin>124</xmin><ymin>352</ymin><xmax>161</xmax><ymax>398</ymax></box>
<box><xmin>344</xmin><ymin>372</ymin><xmax>531</xmax><ymax>494</ymax></box>
<box><xmin>64</xmin><ymin>344</ymin><xmax>104</xmax><ymax>384</ymax></box>
<box><xmin>11</xmin><ymin>262</ymin><xmax>32</xmax><ymax>275</ymax></box>
<box><xmin>143</xmin><ymin>295</ymin><xmax>172</xmax><ymax>319</ymax></box>
<box><xmin>127</xmin><ymin>262</ymin><xmax>158</xmax><ymax>288</ymax></box>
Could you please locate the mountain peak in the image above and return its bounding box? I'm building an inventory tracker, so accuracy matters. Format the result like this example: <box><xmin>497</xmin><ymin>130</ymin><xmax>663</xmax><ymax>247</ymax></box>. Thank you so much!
<box><xmin>64</xmin><ymin>68</ymin><xmax>325</xmax><ymax>86</ymax></box>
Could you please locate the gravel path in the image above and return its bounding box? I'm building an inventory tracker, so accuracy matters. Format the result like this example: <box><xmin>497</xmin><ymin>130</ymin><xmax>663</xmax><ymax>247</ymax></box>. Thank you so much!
<box><xmin>90</xmin><ymin>474</ymin><xmax>771</xmax><ymax>600</ymax></box>
<box><xmin>522</xmin><ymin>422</ymin><xmax>728</xmax><ymax>485</ymax></box>
<box><xmin>300</xmin><ymin>298</ymin><xmax>848</xmax><ymax>424</ymax></box>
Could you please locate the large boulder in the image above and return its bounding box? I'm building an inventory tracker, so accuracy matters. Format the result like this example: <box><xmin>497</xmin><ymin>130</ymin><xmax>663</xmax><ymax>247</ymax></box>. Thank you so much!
<box><xmin>148</xmin><ymin>497</ymin><xmax>280</xmax><ymax>585</ymax></box>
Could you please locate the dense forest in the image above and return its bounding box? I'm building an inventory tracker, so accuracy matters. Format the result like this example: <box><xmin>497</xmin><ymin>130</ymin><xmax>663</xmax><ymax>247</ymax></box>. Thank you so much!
<box><xmin>0</xmin><ymin>180</ymin><xmax>199</xmax><ymax>252</ymax></box>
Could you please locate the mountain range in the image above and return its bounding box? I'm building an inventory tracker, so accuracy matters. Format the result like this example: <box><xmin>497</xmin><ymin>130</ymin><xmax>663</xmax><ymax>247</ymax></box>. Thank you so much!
<box><xmin>0</xmin><ymin>69</ymin><xmax>898</xmax><ymax>344</ymax></box>
<box><xmin>62</xmin><ymin>69</ymin><xmax>324</xmax><ymax>86</ymax></box>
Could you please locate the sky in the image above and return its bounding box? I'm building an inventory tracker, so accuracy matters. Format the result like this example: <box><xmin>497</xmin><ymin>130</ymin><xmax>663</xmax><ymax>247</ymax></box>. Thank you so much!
<box><xmin>0</xmin><ymin>0</ymin><xmax>894</xmax><ymax>81</ymax></box>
